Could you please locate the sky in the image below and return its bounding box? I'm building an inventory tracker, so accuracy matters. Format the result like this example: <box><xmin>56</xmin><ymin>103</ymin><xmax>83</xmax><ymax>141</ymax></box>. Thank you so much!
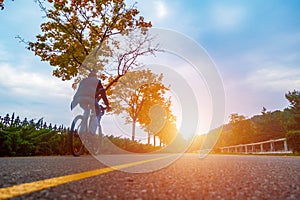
<box><xmin>0</xmin><ymin>0</ymin><xmax>299</xmax><ymax>138</ymax></box>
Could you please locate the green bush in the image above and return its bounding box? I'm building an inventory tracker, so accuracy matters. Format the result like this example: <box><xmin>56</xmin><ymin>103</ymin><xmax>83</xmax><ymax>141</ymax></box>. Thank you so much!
<box><xmin>286</xmin><ymin>130</ymin><xmax>300</xmax><ymax>153</ymax></box>
<box><xmin>0</xmin><ymin>129</ymin><xmax>13</xmax><ymax>156</ymax></box>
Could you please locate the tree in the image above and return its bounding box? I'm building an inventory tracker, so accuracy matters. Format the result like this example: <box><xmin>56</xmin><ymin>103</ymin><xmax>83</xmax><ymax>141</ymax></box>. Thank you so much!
<box><xmin>285</xmin><ymin>90</ymin><xmax>300</xmax><ymax>153</ymax></box>
<box><xmin>267</xmin><ymin>111</ymin><xmax>286</xmax><ymax>137</ymax></box>
<box><xmin>0</xmin><ymin>0</ymin><xmax>11</xmax><ymax>10</ymax></box>
<box><xmin>144</xmin><ymin>100</ymin><xmax>177</xmax><ymax>146</ymax></box>
<box><xmin>136</xmin><ymin>91</ymin><xmax>177</xmax><ymax>146</ymax></box>
<box><xmin>261</xmin><ymin>107</ymin><xmax>267</xmax><ymax>115</ymax></box>
<box><xmin>253</xmin><ymin>108</ymin><xmax>286</xmax><ymax>141</ymax></box>
<box><xmin>229</xmin><ymin>113</ymin><xmax>246</xmax><ymax>124</ymax></box>
<box><xmin>0</xmin><ymin>116</ymin><xmax>69</xmax><ymax>156</ymax></box>
<box><xmin>285</xmin><ymin>90</ymin><xmax>300</xmax><ymax>130</ymax></box>
<box><xmin>26</xmin><ymin>0</ymin><xmax>156</xmax><ymax>89</ymax></box>
<box><xmin>228</xmin><ymin>113</ymin><xmax>255</xmax><ymax>145</ymax></box>
<box><xmin>156</xmin><ymin>119</ymin><xmax>178</xmax><ymax>146</ymax></box>
<box><xmin>134</xmin><ymin>77</ymin><xmax>178</xmax><ymax>146</ymax></box>
<box><xmin>110</xmin><ymin>69</ymin><xmax>168</xmax><ymax>141</ymax></box>
<box><xmin>142</xmin><ymin>104</ymin><xmax>167</xmax><ymax>145</ymax></box>
<box><xmin>286</xmin><ymin>130</ymin><xmax>300</xmax><ymax>153</ymax></box>
<box><xmin>0</xmin><ymin>0</ymin><xmax>4</xmax><ymax>10</ymax></box>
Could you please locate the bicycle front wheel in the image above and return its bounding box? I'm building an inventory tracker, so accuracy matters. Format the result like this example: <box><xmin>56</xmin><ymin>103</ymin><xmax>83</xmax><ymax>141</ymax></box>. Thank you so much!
<box><xmin>70</xmin><ymin>116</ymin><xmax>85</xmax><ymax>156</ymax></box>
<box><xmin>86</xmin><ymin>117</ymin><xmax>103</xmax><ymax>155</ymax></box>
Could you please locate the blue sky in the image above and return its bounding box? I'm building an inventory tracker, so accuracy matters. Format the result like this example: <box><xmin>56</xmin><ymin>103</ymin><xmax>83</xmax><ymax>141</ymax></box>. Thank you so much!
<box><xmin>137</xmin><ymin>0</ymin><xmax>300</xmax><ymax>114</ymax></box>
<box><xmin>0</xmin><ymin>0</ymin><xmax>299</xmax><ymax>136</ymax></box>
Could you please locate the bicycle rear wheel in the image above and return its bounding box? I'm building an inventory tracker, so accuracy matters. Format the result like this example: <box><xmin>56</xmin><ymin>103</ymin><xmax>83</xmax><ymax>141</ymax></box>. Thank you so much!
<box><xmin>70</xmin><ymin>116</ymin><xmax>85</xmax><ymax>156</ymax></box>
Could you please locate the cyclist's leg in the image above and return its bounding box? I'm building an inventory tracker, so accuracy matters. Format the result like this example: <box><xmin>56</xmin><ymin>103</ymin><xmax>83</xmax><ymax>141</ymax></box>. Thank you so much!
<box><xmin>95</xmin><ymin>100</ymin><xmax>105</xmax><ymax>123</ymax></box>
<box><xmin>98</xmin><ymin>122</ymin><xmax>102</xmax><ymax>136</ymax></box>
<box><xmin>89</xmin><ymin>114</ymin><xmax>98</xmax><ymax>134</ymax></box>
<box><xmin>89</xmin><ymin>101</ymin><xmax>99</xmax><ymax>134</ymax></box>
<box><xmin>95</xmin><ymin>99</ymin><xmax>100</xmax><ymax>117</ymax></box>
<box><xmin>78</xmin><ymin>101</ymin><xmax>89</xmax><ymax>134</ymax></box>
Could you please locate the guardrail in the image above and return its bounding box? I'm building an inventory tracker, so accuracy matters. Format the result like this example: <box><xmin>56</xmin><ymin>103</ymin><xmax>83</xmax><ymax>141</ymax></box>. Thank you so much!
<box><xmin>220</xmin><ymin>138</ymin><xmax>293</xmax><ymax>154</ymax></box>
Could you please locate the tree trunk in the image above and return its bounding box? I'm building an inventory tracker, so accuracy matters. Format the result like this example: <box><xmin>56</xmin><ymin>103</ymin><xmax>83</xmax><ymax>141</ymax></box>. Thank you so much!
<box><xmin>132</xmin><ymin>120</ymin><xmax>136</xmax><ymax>141</ymax></box>
<box><xmin>153</xmin><ymin>135</ymin><xmax>156</xmax><ymax>147</ymax></box>
<box><xmin>148</xmin><ymin>130</ymin><xmax>150</xmax><ymax>145</ymax></box>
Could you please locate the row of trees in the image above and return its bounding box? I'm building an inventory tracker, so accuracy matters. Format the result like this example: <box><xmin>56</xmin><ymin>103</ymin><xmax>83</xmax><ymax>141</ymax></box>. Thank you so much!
<box><xmin>189</xmin><ymin>90</ymin><xmax>300</xmax><ymax>153</ymax></box>
<box><xmin>0</xmin><ymin>114</ymin><xmax>165</xmax><ymax>156</ymax></box>
<box><xmin>0</xmin><ymin>113</ymin><xmax>66</xmax><ymax>131</ymax></box>
<box><xmin>0</xmin><ymin>117</ymin><xmax>69</xmax><ymax>156</ymax></box>
<box><xmin>110</xmin><ymin>69</ymin><xmax>178</xmax><ymax>145</ymax></box>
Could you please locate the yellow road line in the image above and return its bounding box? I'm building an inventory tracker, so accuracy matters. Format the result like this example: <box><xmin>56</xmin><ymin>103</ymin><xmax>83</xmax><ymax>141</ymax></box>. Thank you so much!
<box><xmin>0</xmin><ymin>155</ymin><xmax>174</xmax><ymax>199</ymax></box>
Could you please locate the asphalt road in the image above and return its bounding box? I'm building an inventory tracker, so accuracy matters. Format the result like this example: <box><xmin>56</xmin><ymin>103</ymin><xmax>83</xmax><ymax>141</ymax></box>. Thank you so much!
<box><xmin>0</xmin><ymin>154</ymin><xmax>299</xmax><ymax>199</ymax></box>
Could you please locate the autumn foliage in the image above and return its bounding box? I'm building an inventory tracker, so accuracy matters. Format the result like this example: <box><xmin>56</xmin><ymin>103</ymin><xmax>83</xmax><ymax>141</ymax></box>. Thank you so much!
<box><xmin>28</xmin><ymin>0</ymin><xmax>153</xmax><ymax>85</ymax></box>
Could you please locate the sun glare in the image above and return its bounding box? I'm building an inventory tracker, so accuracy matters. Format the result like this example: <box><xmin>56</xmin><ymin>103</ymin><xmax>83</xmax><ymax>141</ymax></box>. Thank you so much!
<box><xmin>155</xmin><ymin>0</ymin><xmax>167</xmax><ymax>18</ymax></box>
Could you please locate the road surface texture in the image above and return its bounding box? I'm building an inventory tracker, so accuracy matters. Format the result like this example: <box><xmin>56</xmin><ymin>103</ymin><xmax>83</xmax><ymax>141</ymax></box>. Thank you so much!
<box><xmin>0</xmin><ymin>154</ymin><xmax>299</xmax><ymax>199</ymax></box>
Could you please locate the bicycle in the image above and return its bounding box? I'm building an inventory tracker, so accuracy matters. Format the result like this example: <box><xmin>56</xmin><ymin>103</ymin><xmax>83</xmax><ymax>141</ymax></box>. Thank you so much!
<box><xmin>69</xmin><ymin>104</ymin><xmax>106</xmax><ymax>156</ymax></box>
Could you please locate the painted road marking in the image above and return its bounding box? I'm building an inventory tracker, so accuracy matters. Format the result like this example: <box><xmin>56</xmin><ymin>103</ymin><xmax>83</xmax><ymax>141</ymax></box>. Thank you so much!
<box><xmin>0</xmin><ymin>154</ymin><xmax>174</xmax><ymax>199</ymax></box>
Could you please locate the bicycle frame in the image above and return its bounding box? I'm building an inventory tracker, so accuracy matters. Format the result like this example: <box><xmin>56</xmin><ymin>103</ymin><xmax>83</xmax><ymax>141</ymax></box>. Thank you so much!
<box><xmin>70</xmin><ymin>104</ymin><xmax>105</xmax><ymax>156</ymax></box>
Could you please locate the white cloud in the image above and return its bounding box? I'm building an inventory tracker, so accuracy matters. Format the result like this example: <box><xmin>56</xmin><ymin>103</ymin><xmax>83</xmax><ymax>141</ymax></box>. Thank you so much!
<box><xmin>246</xmin><ymin>67</ymin><xmax>300</xmax><ymax>92</ymax></box>
<box><xmin>0</xmin><ymin>62</ymin><xmax>75</xmax><ymax>125</ymax></box>
<box><xmin>0</xmin><ymin>63</ymin><xmax>73</xmax><ymax>100</ymax></box>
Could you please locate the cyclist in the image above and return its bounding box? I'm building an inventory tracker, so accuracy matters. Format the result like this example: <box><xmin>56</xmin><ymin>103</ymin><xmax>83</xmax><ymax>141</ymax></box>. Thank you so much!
<box><xmin>71</xmin><ymin>70</ymin><xmax>110</xmax><ymax>134</ymax></box>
